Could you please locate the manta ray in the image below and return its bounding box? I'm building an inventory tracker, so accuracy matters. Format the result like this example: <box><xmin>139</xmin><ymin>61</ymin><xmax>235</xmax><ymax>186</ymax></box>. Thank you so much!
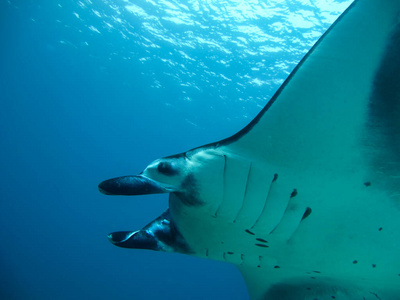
<box><xmin>99</xmin><ymin>0</ymin><xmax>400</xmax><ymax>299</ymax></box>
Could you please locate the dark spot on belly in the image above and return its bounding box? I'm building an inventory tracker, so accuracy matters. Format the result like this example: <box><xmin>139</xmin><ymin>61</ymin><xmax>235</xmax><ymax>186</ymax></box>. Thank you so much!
<box><xmin>301</xmin><ymin>207</ymin><xmax>312</xmax><ymax>221</ymax></box>
<box><xmin>313</xmin><ymin>271</ymin><xmax>321</xmax><ymax>274</ymax></box>
<box><xmin>255</xmin><ymin>243</ymin><xmax>269</xmax><ymax>248</ymax></box>
<box><xmin>290</xmin><ymin>189</ymin><xmax>298</xmax><ymax>198</ymax></box>
<box><xmin>274</xmin><ymin>265</ymin><xmax>280</xmax><ymax>269</ymax></box>
<box><xmin>227</xmin><ymin>251</ymin><xmax>234</xmax><ymax>255</ymax></box>
<box><xmin>369</xmin><ymin>292</ymin><xmax>382</xmax><ymax>300</ymax></box>
<box><xmin>364</xmin><ymin>182</ymin><xmax>371</xmax><ymax>187</ymax></box>
<box><xmin>353</xmin><ymin>260</ymin><xmax>358</xmax><ymax>264</ymax></box>
<box><xmin>245</xmin><ymin>229</ymin><xmax>255</xmax><ymax>235</ymax></box>
<box><xmin>257</xmin><ymin>256</ymin><xmax>262</xmax><ymax>268</ymax></box>
<box><xmin>372</xmin><ymin>264</ymin><xmax>377</xmax><ymax>268</ymax></box>
<box><xmin>273</xmin><ymin>173</ymin><xmax>278</xmax><ymax>182</ymax></box>
<box><xmin>256</xmin><ymin>238</ymin><xmax>268</xmax><ymax>243</ymax></box>
<box><xmin>378</xmin><ymin>227</ymin><xmax>383</xmax><ymax>231</ymax></box>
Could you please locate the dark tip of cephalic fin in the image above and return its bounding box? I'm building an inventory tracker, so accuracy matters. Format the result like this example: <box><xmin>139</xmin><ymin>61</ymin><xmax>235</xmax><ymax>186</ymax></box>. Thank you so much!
<box><xmin>245</xmin><ymin>229</ymin><xmax>255</xmax><ymax>235</ymax></box>
<box><xmin>107</xmin><ymin>210</ymin><xmax>192</xmax><ymax>254</ymax></box>
<box><xmin>98</xmin><ymin>175</ymin><xmax>169</xmax><ymax>196</ymax></box>
<box><xmin>108</xmin><ymin>231</ymin><xmax>142</xmax><ymax>247</ymax></box>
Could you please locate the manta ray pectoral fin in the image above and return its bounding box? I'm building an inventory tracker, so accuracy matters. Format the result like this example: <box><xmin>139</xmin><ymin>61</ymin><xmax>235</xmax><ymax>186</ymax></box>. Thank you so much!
<box><xmin>238</xmin><ymin>266</ymin><xmax>397</xmax><ymax>300</ymax></box>
<box><xmin>108</xmin><ymin>210</ymin><xmax>192</xmax><ymax>254</ymax></box>
<box><xmin>98</xmin><ymin>175</ymin><xmax>174</xmax><ymax>195</ymax></box>
<box><xmin>100</xmin><ymin>0</ymin><xmax>400</xmax><ymax>298</ymax></box>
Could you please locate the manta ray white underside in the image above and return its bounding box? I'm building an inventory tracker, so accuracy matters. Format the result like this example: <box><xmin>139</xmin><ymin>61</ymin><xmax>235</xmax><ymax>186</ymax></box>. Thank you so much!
<box><xmin>99</xmin><ymin>0</ymin><xmax>400</xmax><ymax>299</ymax></box>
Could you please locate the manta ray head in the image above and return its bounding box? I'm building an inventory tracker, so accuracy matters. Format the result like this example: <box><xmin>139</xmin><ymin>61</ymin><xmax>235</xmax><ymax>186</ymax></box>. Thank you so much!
<box><xmin>99</xmin><ymin>148</ymin><xmax>224</xmax><ymax>203</ymax></box>
<box><xmin>98</xmin><ymin>156</ymin><xmax>186</xmax><ymax>196</ymax></box>
<box><xmin>98</xmin><ymin>148</ymin><xmax>227</xmax><ymax>254</ymax></box>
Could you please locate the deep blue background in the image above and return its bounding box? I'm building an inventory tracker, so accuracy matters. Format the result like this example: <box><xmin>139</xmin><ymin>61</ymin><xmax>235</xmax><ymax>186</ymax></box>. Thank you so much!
<box><xmin>0</xmin><ymin>0</ymin><xmax>350</xmax><ymax>299</ymax></box>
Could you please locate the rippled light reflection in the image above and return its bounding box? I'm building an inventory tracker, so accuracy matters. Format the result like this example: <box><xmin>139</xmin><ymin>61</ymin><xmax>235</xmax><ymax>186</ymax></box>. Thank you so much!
<box><xmin>37</xmin><ymin>0</ymin><xmax>352</xmax><ymax>119</ymax></box>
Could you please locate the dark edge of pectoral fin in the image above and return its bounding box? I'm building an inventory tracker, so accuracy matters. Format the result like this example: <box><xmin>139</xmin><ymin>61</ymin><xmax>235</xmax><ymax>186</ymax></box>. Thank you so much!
<box><xmin>181</xmin><ymin>0</ymin><xmax>400</xmax><ymax>161</ymax></box>
<box><xmin>368</xmin><ymin>22</ymin><xmax>400</xmax><ymax>186</ymax></box>
<box><xmin>182</xmin><ymin>1</ymin><xmax>359</xmax><ymax>155</ymax></box>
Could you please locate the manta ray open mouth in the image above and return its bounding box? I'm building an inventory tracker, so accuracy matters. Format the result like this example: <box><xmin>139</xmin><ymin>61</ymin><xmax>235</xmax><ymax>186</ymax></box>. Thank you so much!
<box><xmin>99</xmin><ymin>1</ymin><xmax>400</xmax><ymax>299</ymax></box>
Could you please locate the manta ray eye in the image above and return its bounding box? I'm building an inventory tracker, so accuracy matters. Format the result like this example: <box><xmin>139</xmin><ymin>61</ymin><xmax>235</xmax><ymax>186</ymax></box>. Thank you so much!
<box><xmin>157</xmin><ymin>162</ymin><xmax>179</xmax><ymax>176</ymax></box>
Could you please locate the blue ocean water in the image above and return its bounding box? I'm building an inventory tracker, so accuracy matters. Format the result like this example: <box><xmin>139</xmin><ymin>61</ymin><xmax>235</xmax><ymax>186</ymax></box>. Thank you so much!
<box><xmin>0</xmin><ymin>0</ymin><xmax>351</xmax><ymax>299</ymax></box>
